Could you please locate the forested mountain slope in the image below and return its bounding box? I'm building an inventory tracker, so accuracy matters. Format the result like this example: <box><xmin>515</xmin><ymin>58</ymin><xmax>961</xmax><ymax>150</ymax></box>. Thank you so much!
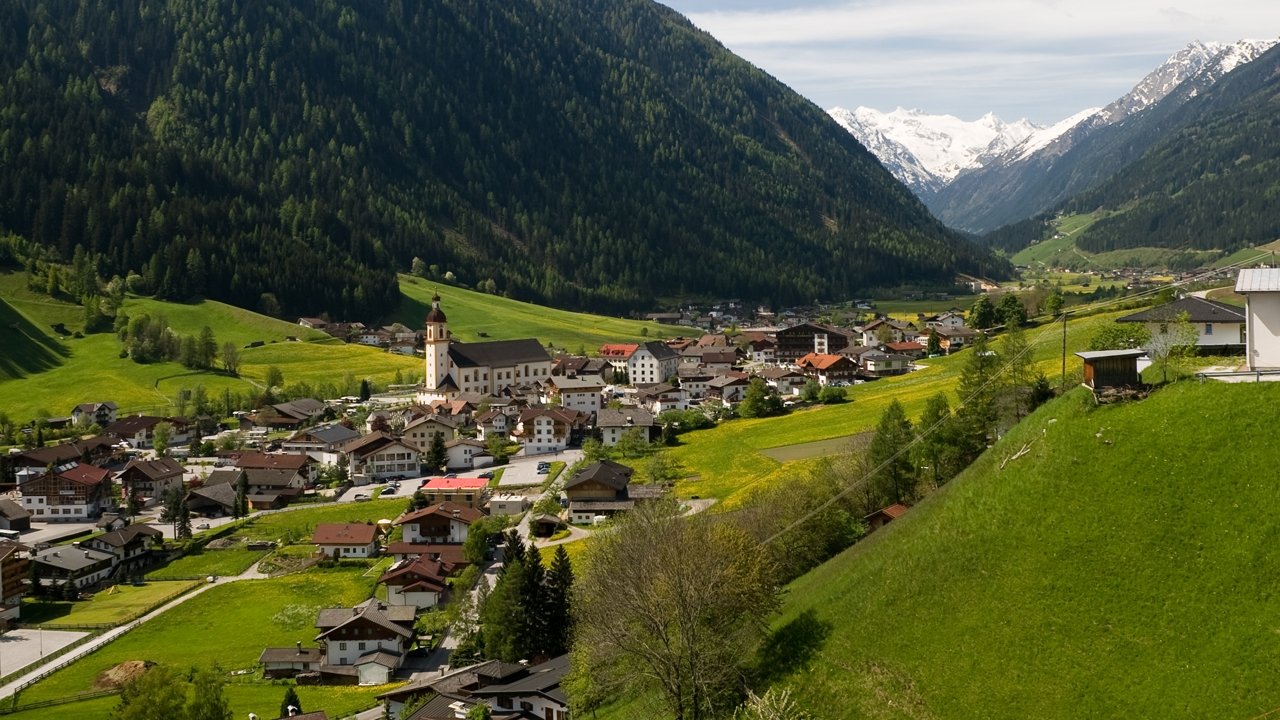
<box><xmin>0</xmin><ymin>0</ymin><xmax>1001</xmax><ymax>319</ymax></box>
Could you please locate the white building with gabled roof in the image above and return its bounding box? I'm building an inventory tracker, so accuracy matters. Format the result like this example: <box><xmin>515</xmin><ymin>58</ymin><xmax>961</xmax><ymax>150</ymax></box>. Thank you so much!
<box><xmin>1236</xmin><ymin>268</ymin><xmax>1280</xmax><ymax>370</ymax></box>
<box><xmin>417</xmin><ymin>294</ymin><xmax>552</xmax><ymax>403</ymax></box>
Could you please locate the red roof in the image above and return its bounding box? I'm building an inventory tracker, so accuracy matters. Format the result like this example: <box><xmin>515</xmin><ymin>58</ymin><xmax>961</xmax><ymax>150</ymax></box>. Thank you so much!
<box><xmin>312</xmin><ymin>522</ymin><xmax>378</xmax><ymax>546</ymax></box>
<box><xmin>796</xmin><ymin>353</ymin><xmax>855</xmax><ymax>370</ymax></box>
<box><xmin>874</xmin><ymin>503</ymin><xmax>909</xmax><ymax>520</ymax></box>
<box><xmin>885</xmin><ymin>341</ymin><xmax>925</xmax><ymax>352</ymax></box>
<box><xmin>59</xmin><ymin>464</ymin><xmax>112</xmax><ymax>486</ymax></box>
<box><xmin>599</xmin><ymin>343</ymin><xmax>639</xmax><ymax>359</ymax></box>
<box><xmin>422</xmin><ymin>477</ymin><xmax>488</xmax><ymax>490</ymax></box>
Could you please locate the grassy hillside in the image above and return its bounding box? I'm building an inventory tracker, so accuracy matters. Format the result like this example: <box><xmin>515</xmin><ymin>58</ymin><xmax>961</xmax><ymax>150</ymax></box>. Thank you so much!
<box><xmin>1012</xmin><ymin>212</ymin><xmax>1227</xmax><ymax>271</ymax></box>
<box><xmin>0</xmin><ymin>272</ymin><xmax>418</xmax><ymax>420</ymax></box>
<box><xmin>670</xmin><ymin>310</ymin><xmax>1126</xmax><ymax>506</ymax></box>
<box><xmin>764</xmin><ymin>381</ymin><xmax>1280</xmax><ymax>718</ymax></box>
<box><xmin>395</xmin><ymin>275</ymin><xmax>686</xmax><ymax>351</ymax></box>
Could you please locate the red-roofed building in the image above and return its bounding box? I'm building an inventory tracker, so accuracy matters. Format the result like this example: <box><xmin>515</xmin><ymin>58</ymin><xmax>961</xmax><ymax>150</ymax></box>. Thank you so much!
<box><xmin>395</xmin><ymin>502</ymin><xmax>485</xmax><ymax>544</ymax></box>
<box><xmin>420</xmin><ymin>477</ymin><xmax>489</xmax><ymax>508</ymax></box>
<box><xmin>795</xmin><ymin>353</ymin><xmax>859</xmax><ymax>386</ymax></box>
<box><xmin>865</xmin><ymin>503</ymin><xmax>908</xmax><ymax>533</ymax></box>
<box><xmin>313</xmin><ymin>523</ymin><xmax>380</xmax><ymax>558</ymax></box>
<box><xmin>882</xmin><ymin>341</ymin><xmax>926</xmax><ymax>360</ymax></box>
<box><xmin>14</xmin><ymin>463</ymin><xmax>112</xmax><ymax>521</ymax></box>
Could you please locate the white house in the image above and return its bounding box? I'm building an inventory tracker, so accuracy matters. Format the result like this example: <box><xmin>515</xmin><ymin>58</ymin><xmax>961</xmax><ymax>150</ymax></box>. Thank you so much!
<box><xmin>514</xmin><ymin>408</ymin><xmax>583</xmax><ymax>455</ymax></box>
<box><xmin>313</xmin><ymin>523</ymin><xmax>380</xmax><ymax>558</ymax></box>
<box><xmin>378</xmin><ymin>555</ymin><xmax>449</xmax><ymax>609</ymax></box>
<box><xmin>342</xmin><ymin>433</ymin><xmax>421</xmax><ymax>482</ymax></box>
<box><xmin>1237</xmin><ymin>268</ymin><xmax>1280</xmax><ymax>370</ymax></box>
<box><xmin>282</xmin><ymin>423</ymin><xmax>361</xmax><ymax>466</ymax></box>
<box><xmin>444</xmin><ymin>438</ymin><xmax>491</xmax><ymax>471</ymax></box>
<box><xmin>402</xmin><ymin>415</ymin><xmax>458</xmax><ymax>455</ymax></box>
<box><xmin>1117</xmin><ymin>295</ymin><xmax>1246</xmax><ymax>354</ymax></box>
<box><xmin>627</xmin><ymin>341</ymin><xmax>681</xmax><ymax>386</ymax></box>
<box><xmin>544</xmin><ymin>376</ymin><xmax>605</xmax><ymax>413</ymax></box>
<box><xmin>395</xmin><ymin>502</ymin><xmax>484</xmax><ymax>544</ymax></box>
<box><xmin>596</xmin><ymin>408</ymin><xmax>655</xmax><ymax>446</ymax></box>
<box><xmin>314</xmin><ymin>599</ymin><xmax>416</xmax><ymax>685</ymax></box>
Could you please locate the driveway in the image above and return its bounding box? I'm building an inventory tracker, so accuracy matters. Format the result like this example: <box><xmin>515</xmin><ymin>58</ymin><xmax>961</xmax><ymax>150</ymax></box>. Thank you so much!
<box><xmin>495</xmin><ymin>449</ymin><xmax>583</xmax><ymax>488</ymax></box>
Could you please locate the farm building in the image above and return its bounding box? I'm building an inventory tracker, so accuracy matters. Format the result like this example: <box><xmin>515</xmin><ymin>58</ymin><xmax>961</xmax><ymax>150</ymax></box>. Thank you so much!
<box><xmin>1075</xmin><ymin>350</ymin><xmax>1146</xmax><ymax>391</ymax></box>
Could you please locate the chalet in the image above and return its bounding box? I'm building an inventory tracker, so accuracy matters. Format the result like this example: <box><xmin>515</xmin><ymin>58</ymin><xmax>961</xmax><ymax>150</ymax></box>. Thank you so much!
<box><xmin>376</xmin><ymin>659</ymin><xmax>530</xmax><ymax>719</ymax></box>
<box><xmin>260</xmin><ymin>642</ymin><xmax>324</xmax><ymax>679</ymax></box>
<box><xmin>704</xmin><ymin>375</ymin><xmax>750</xmax><ymax>404</ymax></box>
<box><xmin>70</xmin><ymin>401</ymin><xmax>118</xmax><ymax>427</ymax></box>
<box><xmin>866</xmin><ymin>503</ymin><xmax>908</xmax><ymax>532</ymax></box>
<box><xmin>552</xmin><ymin>354</ymin><xmax>610</xmax><ymax>379</ymax></box>
<box><xmin>744</xmin><ymin>336</ymin><xmax>777</xmax><ymax>363</ymax></box>
<box><xmin>342</xmin><ymin>433</ymin><xmax>421</xmax><ymax>482</ymax></box>
<box><xmin>795</xmin><ymin>353</ymin><xmax>858</xmax><ymax>386</ymax></box>
<box><xmin>474</xmin><ymin>409</ymin><xmax>510</xmax><ymax>440</ymax></box>
<box><xmin>634</xmin><ymin>382</ymin><xmax>687</xmax><ymax>414</ymax></box>
<box><xmin>418</xmin><ymin>295</ymin><xmax>553</xmax><ymax>403</ymax></box>
<box><xmin>313</xmin><ymin>523</ymin><xmax>380</xmax><ymax>559</ymax></box>
<box><xmin>1236</xmin><ymin>268</ymin><xmax>1280</xmax><ymax>370</ymax></box>
<box><xmin>860</xmin><ymin>319</ymin><xmax>911</xmax><ymax>346</ymax></box>
<box><xmin>444</xmin><ymin>439</ymin><xmax>492</xmax><ymax>471</ymax></box>
<box><xmin>256</xmin><ymin>398</ymin><xmax>329</xmax><ymax>430</ymax></box>
<box><xmin>675</xmin><ymin>366</ymin><xmax>715</xmax><ymax>399</ymax></box>
<box><xmin>396</xmin><ymin>502</ymin><xmax>485</xmax><ymax>544</ymax></box>
<box><xmin>934</xmin><ymin>326</ymin><xmax>978</xmax><ymax>353</ymax></box>
<box><xmin>472</xmin><ymin>654</ymin><xmax>571</xmax><ymax>720</ymax></box>
<box><xmin>312</xmin><ymin>599</ymin><xmax>416</xmax><ymax>685</ymax></box>
<box><xmin>564</xmin><ymin>460</ymin><xmax>660</xmax><ymax>524</ymax></box>
<box><xmin>758</xmin><ymin>366</ymin><xmax>806</xmax><ymax>396</ymax></box>
<box><xmin>103</xmin><ymin>415</ymin><xmax>190</xmax><ymax>450</ymax></box>
<box><xmin>544</xmin><ymin>376</ymin><xmax>605</xmax><ymax>413</ymax></box>
<box><xmin>0</xmin><ymin>542</ymin><xmax>30</xmax><ymax>622</ymax></box>
<box><xmin>882</xmin><ymin>341</ymin><xmax>927</xmax><ymax>360</ymax></box>
<box><xmin>204</xmin><ymin>467</ymin><xmax>302</xmax><ymax>509</ymax></box>
<box><xmin>83</xmin><ymin>523</ymin><xmax>161</xmax><ymax>571</ymax></box>
<box><xmin>32</xmin><ymin>544</ymin><xmax>115</xmax><ymax>590</ymax></box>
<box><xmin>282</xmin><ymin>424</ymin><xmax>362</xmax><ymax>466</ymax></box>
<box><xmin>599</xmin><ymin>343</ymin><xmax>640</xmax><ymax>377</ymax></box>
<box><xmin>861</xmin><ymin>350</ymin><xmax>912</xmax><ymax>377</ymax></box>
<box><xmin>513</xmin><ymin>408</ymin><xmax>586</xmax><ymax>455</ymax></box>
<box><xmin>0</xmin><ymin>500</ymin><xmax>31</xmax><ymax>533</ymax></box>
<box><xmin>420</xmin><ymin>477</ymin><xmax>489</xmax><ymax>508</ymax></box>
<box><xmin>118</xmin><ymin>457</ymin><xmax>185</xmax><ymax>505</ymax></box>
<box><xmin>1117</xmin><ymin>296</ymin><xmax>1247</xmax><ymax>353</ymax></box>
<box><xmin>15</xmin><ymin>463</ymin><xmax>112</xmax><ymax>521</ymax></box>
<box><xmin>595</xmin><ymin>407</ymin><xmax>655</xmax><ymax>446</ymax></box>
<box><xmin>185</xmin><ymin>482</ymin><xmax>238</xmax><ymax>517</ymax></box>
<box><xmin>925</xmin><ymin>311</ymin><xmax>966</xmax><ymax>330</ymax></box>
<box><xmin>403</xmin><ymin>415</ymin><xmax>459</xmax><ymax>455</ymax></box>
<box><xmin>775</xmin><ymin>323</ymin><xmax>853</xmax><ymax>363</ymax></box>
<box><xmin>298</xmin><ymin>317</ymin><xmax>328</xmax><ymax>330</ymax></box>
<box><xmin>378</xmin><ymin>555</ymin><xmax>450</xmax><ymax>609</ymax></box>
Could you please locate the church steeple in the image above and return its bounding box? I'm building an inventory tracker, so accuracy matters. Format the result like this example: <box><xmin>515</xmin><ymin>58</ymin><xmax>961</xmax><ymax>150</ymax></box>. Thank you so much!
<box><xmin>424</xmin><ymin>293</ymin><xmax>449</xmax><ymax>341</ymax></box>
<box><xmin>423</xmin><ymin>293</ymin><xmax>450</xmax><ymax>390</ymax></box>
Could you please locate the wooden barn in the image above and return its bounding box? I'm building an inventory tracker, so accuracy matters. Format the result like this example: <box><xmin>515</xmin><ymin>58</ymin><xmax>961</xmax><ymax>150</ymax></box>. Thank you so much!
<box><xmin>1076</xmin><ymin>349</ymin><xmax>1146</xmax><ymax>391</ymax></box>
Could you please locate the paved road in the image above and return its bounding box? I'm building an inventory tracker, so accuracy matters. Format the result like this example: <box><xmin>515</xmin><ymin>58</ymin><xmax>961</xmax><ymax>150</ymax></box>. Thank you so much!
<box><xmin>495</xmin><ymin>449</ymin><xmax>583</xmax><ymax>488</ymax></box>
<box><xmin>0</xmin><ymin>629</ymin><xmax>87</xmax><ymax>678</ymax></box>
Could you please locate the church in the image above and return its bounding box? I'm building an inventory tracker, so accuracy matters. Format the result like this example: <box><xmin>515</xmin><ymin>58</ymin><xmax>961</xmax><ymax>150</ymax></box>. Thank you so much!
<box><xmin>415</xmin><ymin>294</ymin><xmax>553</xmax><ymax>403</ymax></box>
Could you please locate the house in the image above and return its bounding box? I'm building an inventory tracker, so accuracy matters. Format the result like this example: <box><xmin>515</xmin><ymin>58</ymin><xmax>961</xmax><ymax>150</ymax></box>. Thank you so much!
<box><xmin>471</xmin><ymin>654</ymin><xmax>572</xmax><ymax>720</ymax></box>
<box><xmin>395</xmin><ymin>502</ymin><xmax>485</xmax><ymax>544</ymax></box>
<box><xmin>598</xmin><ymin>343</ymin><xmax>640</xmax><ymax>379</ymax></box>
<box><xmin>934</xmin><ymin>326</ymin><xmax>977</xmax><ymax>353</ymax></box>
<box><xmin>0</xmin><ymin>500</ymin><xmax>31</xmax><ymax>533</ymax></box>
<box><xmin>743</xmin><ymin>336</ymin><xmax>776</xmax><ymax>364</ymax></box>
<box><xmin>185</xmin><ymin>482</ymin><xmax>238</xmax><ymax>517</ymax></box>
<box><xmin>70</xmin><ymin>401</ymin><xmax>118</xmax><ymax>427</ymax></box>
<box><xmin>595</xmin><ymin>408</ymin><xmax>655</xmax><ymax>446</ymax></box>
<box><xmin>676</xmin><ymin>367</ymin><xmax>715</xmax><ymax>399</ymax></box>
<box><xmin>376</xmin><ymin>659</ymin><xmax>530</xmax><ymax>719</ymax></box>
<box><xmin>925</xmin><ymin>311</ymin><xmax>966</xmax><ymax>330</ymax></box>
<box><xmin>882</xmin><ymin>341</ymin><xmax>926</xmax><ymax>360</ymax></box>
<box><xmin>117</xmin><ymin>457</ymin><xmax>186</xmax><ymax>505</ymax></box>
<box><xmin>861</xmin><ymin>350</ymin><xmax>912</xmax><ymax>377</ymax></box>
<box><xmin>757</xmin><ymin>366</ymin><xmax>806</xmax><ymax>396</ymax></box>
<box><xmin>283</xmin><ymin>424</ymin><xmax>362</xmax><ymax>466</ymax></box>
<box><xmin>1116</xmin><ymin>295</ymin><xmax>1247</xmax><ymax>353</ymax></box>
<box><xmin>444</xmin><ymin>439</ymin><xmax>491</xmax><ymax>471</ymax></box>
<box><xmin>103</xmin><ymin>415</ymin><xmax>190</xmax><ymax>449</ymax></box>
<box><xmin>313</xmin><ymin>599</ymin><xmax>417</xmax><ymax>685</ymax></box>
<box><xmin>513</xmin><ymin>408</ymin><xmax>585</xmax><ymax>455</ymax></box>
<box><xmin>403</xmin><ymin>416</ymin><xmax>459</xmax><ymax>455</ymax></box>
<box><xmin>627</xmin><ymin>341</ymin><xmax>681</xmax><ymax>386</ymax></box>
<box><xmin>860</xmin><ymin>319</ymin><xmax>910</xmax><ymax>346</ymax></box>
<box><xmin>96</xmin><ymin>512</ymin><xmax>128</xmax><ymax>532</ymax></box>
<box><xmin>489</xmin><ymin>495</ymin><xmax>528</xmax><ymax>517</ymax></box>
<box><xmin>418</xmin><ymin>295</ymin><xmax>552</xmax><ymax>402</ymax></box>
<box><xmin>298</xmin><ymin>317</ymin><xmax>329</xmax><ymax>330</ymax></box>
<box><xmin>384</xmin><ymin>542</ymin><xmax>468</xmax><ymax>567</ymax></box>
<box><xmin>420</xmin><ymin>477</ymin><xmax>489</xmax><ymax>509</ymax></box>
<box><xmin>32</xmin><ymin>544</ymin><xmax>115</xmax><ymax>590</ymax></box>
<box><xmin>473</xmin><ymin>409</ymin><xmax>509</xmax><ymax>440</ymax></box>
<box><xmin>795</xmin><ymin>353</ymin><xmax>859</xmax><ymax>386</ymax></box>
<box><xmin>204</xmin><ymin>467</ymin><xmax>302</xmax><ymax>509</ymax></box>
<box><xmin>15</xmin><ymin>463</ymin><xmax>113</xmax><ymax>521</ymax></box>
<box><xmin>313</xmin><ymin>523</ymin><xmax>380</xmax><ymax>559</ymax></box>
<box><xmin>83</xmin><ymin>523</ymin><xmax>162</xmax><ymax>571</ymax></box>
<box><xmin>1076</xmin><ymin>350</ymin><xmax>1146</xmax><ymax>392</ymax></box>
<box><xmin>260</xmin><ymin>642</ymin><xmax>325</xmax><ymax>679</ymax></box>
<box><xmin>234</xmin><ymin>452</ymin><xmax>314</xmax><ymax>486</ymax></box>
<box><xmin>564</xmin><ymin>460</ymin><xmax>656</xmax><ymax>524</ymax></box>
<box><xmin>342</xmin><ymin>433</ymin><xmax>421</xmax><ymax>483</ymax></box>
<box><xmin>544</xmin><ymin>376</ymin><xmax>605</xmax><ymax>413</ymax></box>
<box><xmin>256</xmin><ymin>398</ymin><xmax>329</xmax><ymax>430</ymax></box>
<box><xmin>378</xmin><ymin>555</ymin><xmax>450</xmax><ymax>609</ymax></box>
<box><xmin>1237</xmin><ymin>268</ymin><xmax>1280</xmax><ymax>370</ymax></box>
<box><xmin>866</xmin><ymin>503</ymin><xmax>908</xmax><ymax>532</ymax></box>
<box><xmin>774</xmin><ymin>323</ymin><xmax>854</xmax><ymax>363</ymax></box>
<box><xmin>704</xmin><ymin>375</ymin><xmax>750</xmax><ymax>404</ymax></box>
<box><xmin>7</xmin><ymin>437</ymin><xmax>114</xmax><ymax>473</ymax></box>
<box><xmin>0</xmin><ymin>542</ymin><xmax>30</xmax><ymax>622</ymax></box>
<box><xmin>635</xmin><ymin>382</ymin><xmax>688</xmax><ymax>414</ymax></box>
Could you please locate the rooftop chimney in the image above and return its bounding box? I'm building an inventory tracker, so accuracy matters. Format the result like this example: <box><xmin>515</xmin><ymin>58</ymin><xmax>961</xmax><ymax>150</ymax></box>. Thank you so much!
<box><xmin>296</xmin><ymin>641</ymin><xmax>302</xmax><ymax>654</ymax></box>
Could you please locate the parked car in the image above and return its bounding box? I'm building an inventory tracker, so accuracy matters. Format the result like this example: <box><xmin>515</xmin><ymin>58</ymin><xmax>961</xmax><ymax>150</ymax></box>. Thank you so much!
<box><xmin>353</xmin><ymin>493</ymin><xmax>370</xmax><ymax>501</ymax></box>
<box><xmin>196</xmin><ymin>523</ymin><xmax>210</xmax><ymax>530</ymax></box>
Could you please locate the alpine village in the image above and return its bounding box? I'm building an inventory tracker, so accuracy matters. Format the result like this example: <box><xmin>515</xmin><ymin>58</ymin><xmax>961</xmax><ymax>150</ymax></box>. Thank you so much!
<box><xmin>1</xmin><ymin>2</ymin><xmax>1279</xmax><ymax>720</ymax></box>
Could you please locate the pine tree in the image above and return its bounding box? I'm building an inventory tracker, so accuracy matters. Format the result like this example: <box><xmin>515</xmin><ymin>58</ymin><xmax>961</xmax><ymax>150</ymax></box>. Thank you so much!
<box><xmin>519</xmin><ymin>544</ymin><xmax>548</xmax><ymax>659</ymax></box>
<box><xmin>280</xmin><ymin>687</ymin><xmax>302</xmax><ymax>718</ymax></box>
<box><xmin>865</xmin><ymin>400</ymin><xmax>916</xmax><ymax>507</ymax></box>
<box><xmin>545</xmin><ymin>545</ymin><xmax>574</xmax><ymax>656</ymax></box>
<box><xmin>176</xmin><ymin>498</ymin><xmax>192</xmax><ymax>540</ymax></box>
<box><xmin>426</xmin><ymin>432</ymin><xmax>447</xmax><ymax>473</ymax></box>
<box><xmin>234</xmin><ymin>472</ymin><xmax>249</xmax><ymax>519</ymax></box>
<box><xmin>953</xmin><ymin>333</ymin><xmax>999</xmax><ymax>464</ymax></box>
<box><xmin>914</xmin><ymin>392</ymin><xmax>955</xmax><ymax>489</ymax></box>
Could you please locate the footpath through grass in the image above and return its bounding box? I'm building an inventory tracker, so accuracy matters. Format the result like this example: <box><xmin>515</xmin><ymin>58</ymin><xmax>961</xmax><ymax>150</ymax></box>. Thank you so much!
<box><xmin>764</xmin><ymin>381</ymin><xmax>1280</xmax><ymax>718</ymax></box>
<box><xmin>671</xmin><ymin>310</ymin><xmax>1125</xmax><ymax>506</ymax></box>
<box><xmin>21</xmin><ymin>581</ymin><xmax>200</xmax><ymax>627</ymax></box>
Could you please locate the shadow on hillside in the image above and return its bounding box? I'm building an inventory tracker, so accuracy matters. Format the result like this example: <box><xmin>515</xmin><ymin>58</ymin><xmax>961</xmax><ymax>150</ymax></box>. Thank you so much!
<box><xmin>0</xmin><ymin>298</ymin><xmax>69</xmax><ymax>379</ymax></box>
<box><xmin>751</xmin><ymin>609</ymin><xmax>832</xmax><ymax>685</ymax></box>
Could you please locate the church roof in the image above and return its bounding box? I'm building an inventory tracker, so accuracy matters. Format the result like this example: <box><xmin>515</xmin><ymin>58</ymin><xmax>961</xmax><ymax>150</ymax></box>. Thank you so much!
<box><xmin>425</xmin><ymin>293</ymin><xmax>448</xmax><ymax>324</ymax></box>
<box><xmin>449</xmin><ymin>339</ymin><xmax>550</xmax><ymax>368</ymax></box>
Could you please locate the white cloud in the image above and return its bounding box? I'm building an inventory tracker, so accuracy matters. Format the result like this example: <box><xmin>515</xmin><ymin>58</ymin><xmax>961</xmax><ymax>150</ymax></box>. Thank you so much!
<box><xmin>668</xmin><ymin>0</ymin><xmax>1280</xmax><ymax>122</ymax></box>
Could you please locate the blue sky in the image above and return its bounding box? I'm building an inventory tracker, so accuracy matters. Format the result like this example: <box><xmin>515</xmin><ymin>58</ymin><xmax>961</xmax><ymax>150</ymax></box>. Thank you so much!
<box><xmin>660</xmin><ymin>0</ymin><xmax>1280</xmax><ymax>124</ymax></box>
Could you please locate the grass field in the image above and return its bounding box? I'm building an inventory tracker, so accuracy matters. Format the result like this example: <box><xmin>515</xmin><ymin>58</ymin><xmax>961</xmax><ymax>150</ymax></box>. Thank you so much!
<box><xmin>15</xmin><ymin>569</ymin><xmax>382</xmax><ymax>713</ymax></box>
<box><xmin>21</xmin><ymin>581</ymin><xmax>200</xmax><ymax>627</ymax></box>
<box><xmin>1011</xmin><ymin>212</ymin><xmax>1103</xmax><ymax>267</ymax></box>
<box><xmin>669</xmin><ymin>310</ymin><xmax>1126</xmax><ymax>506</ymax></box>
<box><xmin>145</xmin><ymin>548</ymin><xmax>269</xmax><ymax>580</ymax></box>
<box><xmin>396</xmin><ymin>275</ymin><xmax>686</xmax><ymax>352</ymax></box>
<box><xmin>237</xmin><ymin>498</ymin><xmax>406</xmax><ymax>543</ymax></box>
<box><xmin>751</xmin><ymin>381</ymin><xmax>1280</xmax><ymax>718</ymax></box>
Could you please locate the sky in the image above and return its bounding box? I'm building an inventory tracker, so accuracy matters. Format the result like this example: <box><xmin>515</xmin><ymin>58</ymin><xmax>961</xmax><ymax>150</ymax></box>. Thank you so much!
<box><xmin>659</xmin><ymin>0</ymin><xmax>1280</xmax><ymax>125</ymax></box>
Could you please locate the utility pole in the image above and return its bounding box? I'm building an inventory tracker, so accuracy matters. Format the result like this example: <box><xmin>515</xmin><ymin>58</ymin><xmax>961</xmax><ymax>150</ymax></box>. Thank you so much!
<box><xmin>1060</xmin><ymin>311</ymin><xmax>1069</xmax><ymax>391</ymax></box>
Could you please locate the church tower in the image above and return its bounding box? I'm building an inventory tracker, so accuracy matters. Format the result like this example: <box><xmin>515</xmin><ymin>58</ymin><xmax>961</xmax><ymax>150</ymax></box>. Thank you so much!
<box><xmin>423</xmin><ymin>293</ymin><xmax>451</xmax><ymax>390</ymax></box>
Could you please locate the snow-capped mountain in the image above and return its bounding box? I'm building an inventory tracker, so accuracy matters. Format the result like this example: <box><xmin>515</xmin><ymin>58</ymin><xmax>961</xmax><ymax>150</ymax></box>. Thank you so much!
<box><xmin>828</xmin><ymin>106</ymin><xmax>1039</xmax><ymax>195</ymax></box>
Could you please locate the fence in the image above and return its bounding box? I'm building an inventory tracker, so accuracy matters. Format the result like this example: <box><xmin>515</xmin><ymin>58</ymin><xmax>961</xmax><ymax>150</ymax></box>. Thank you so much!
<box><xmin>0</xmin><ymin>688</ymin><xmax>117</xmax><ymax>714</ymax></box>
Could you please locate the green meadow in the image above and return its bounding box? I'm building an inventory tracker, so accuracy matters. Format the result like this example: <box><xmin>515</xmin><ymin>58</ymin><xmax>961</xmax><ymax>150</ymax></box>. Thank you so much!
<box><xmin>21</xmin><ymin>581</ymin><xmax>200</xmax><ymax>627</ymax></box>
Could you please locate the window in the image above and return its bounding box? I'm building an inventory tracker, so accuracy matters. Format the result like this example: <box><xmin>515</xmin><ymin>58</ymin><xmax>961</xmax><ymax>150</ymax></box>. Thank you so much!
<box><xmin>358</xmin><ymin>642</ymin><xmax>366</xmax><ymax>650</ymax></box>
<box><xmin>339</xmin><ymin>642</ymin><xmax>347</xmax><ymax>650</ymax></box>
<box><xmin>1205</xmin><ymin>324</ymin><xmax>1213</xmax><ymax>335</ymax></box>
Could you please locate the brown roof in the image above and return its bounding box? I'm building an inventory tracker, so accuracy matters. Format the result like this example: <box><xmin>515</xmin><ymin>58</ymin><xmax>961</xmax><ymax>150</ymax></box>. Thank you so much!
<box><xmin>796</xmin><ymin>353</ymin><xmax>856</xmax><ymax>370</ymax></box>
<box><xmin>866</xmin><ymin>503</ymin><xmax>909</xmax><ymax>521</ymax></box>
<box><xmin>259</xmin><ymin>646</ymin><xmax>324</xmax><ymax>664</ymax></box>
<box><xmin>396</xmin><ymin>502</ymin><xmax>485</xmax><ymax>526</ymax></box>
<box><xmin>234</xmin><ymin>452</ymin><xmax>310</xmax><ymax>471</ymax></box>
<box><xmin>378</xmin><ymin>555</ymin><xmax>449</xmax><ymax>589</ymax></box>
<box><xmin>121</xmin><ymin>457</ymin><xmax>185</xmax><ymax>481</ymax></box>
<box><xmin>384</xmin><ymin>543</ymin><xmax>468</xmax><ymax>566</ymax></box>
<box><xmin>58</xmin><ymin>464</ymin><xmax>112</xmax><ymax>486</ymax></box>
<box><xmin>312</xmin><ymin>523</ymin><xmax>378</xmax><ymax>546</ymax></box>
<box><xmin>92</xmin><ymin>523</ymin><xmax>162</xmax><ymax>548</ymax></box>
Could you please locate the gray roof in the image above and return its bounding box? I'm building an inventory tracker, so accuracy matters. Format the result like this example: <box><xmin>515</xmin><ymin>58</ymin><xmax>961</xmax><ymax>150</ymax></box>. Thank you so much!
<box><xmin>549</xmin><ymin>376</ymin><xmax>606</xmax><ymax>391</ymax></box>
<box><xmin>292</xmin><ymin>423</ymin><xmax>361</xmax><ymax>445</ymax></box>
<box><xmin>638</xmin><ymin>341</ymin><xmax>679</xmax><ymax>361</ymax></box>
<box><xmin>472</xmin><ymin>654</ymin><xmax>570</xmax><ymax>704</ymax></box>
<box><xmin>449</xmin><ymin>339</ymin><xmax>550</xmax><ymax>368</ymax></box>
<box><xmin>1075</xmin><ymin>350</ymin><xmax>1148</xmax><ymax>360</ymax></box>
<box><xmin>0</xmin><ymin>499</ymin><xmax>30</xmax><ymax>522</ymax></box>
<box><xmin>188</xmin><ymin>482</ymin><xmax>237</xmax><ymax>510</ymax></box>
<box><xmin>1237</xmin><ymin>267</ymin><xmax>1280</xmax><ymax>293</ymax></box>
<box><xmin>595</xmin><ymin>408</ymin><xmax>654</xmax><ymax>428</ymax></box>
<box><xmin>90</xmin><ymin>524</ymin><xmax>161</xmax><ymax>548</ymax></box>
<box><xmin>1116</xmin><ymin>296</ymin><xmax>1245</xmax><ymax>324</ymax></box>
<box><xmin>33</xmin><ymin>545</ymin><xmax>114</xmax><ymax>572</ymax></box>
<box><xmin>316</xmin><ymin>599</ymin><xmax>416</xmax><ymax>641</ymax></box>
<box><xmin>259</xmin><ymin>646</ymin><xmax>324</xmax><ymax>664</ymax></box>
<box><xmin>565</xmin><ymin>460</ymin><xmax>633</xmax><ymax>493</ymax></box>
<box><xmin>272</xmin><ymin>398</ymin><xmax>327</xmax><ymax>420</ymax></box>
